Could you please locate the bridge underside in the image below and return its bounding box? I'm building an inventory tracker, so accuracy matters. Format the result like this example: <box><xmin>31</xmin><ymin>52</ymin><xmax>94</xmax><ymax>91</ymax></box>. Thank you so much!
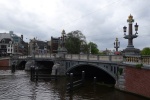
<box><xmin>18</xmin><ymin>61</ymin><xmax>54</xmax><ymax>70</ymax></box>
<box><xmin>66</xmin><ymin>65</ymin><xmax>116</xmax><ymax>84</ymax></box>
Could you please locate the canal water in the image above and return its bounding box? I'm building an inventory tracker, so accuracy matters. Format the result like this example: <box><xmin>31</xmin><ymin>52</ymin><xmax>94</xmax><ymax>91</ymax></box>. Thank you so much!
<box><xmin>0</xmin><ymin>70</ymin><xmax>148</xmax><ymax>100</ymax></box>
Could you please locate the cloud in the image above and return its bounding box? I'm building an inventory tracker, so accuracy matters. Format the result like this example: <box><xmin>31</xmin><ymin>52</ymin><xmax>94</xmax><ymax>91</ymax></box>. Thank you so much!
<box><xmin>0</xmin><ymin>0</ymin><xmax>149</xmax><ymax>51</ymax></box>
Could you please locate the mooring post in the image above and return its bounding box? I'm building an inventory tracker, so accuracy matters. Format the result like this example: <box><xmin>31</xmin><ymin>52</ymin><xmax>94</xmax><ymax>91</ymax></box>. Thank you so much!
<box><xmin>55</xmin><ymin>69</ymin><xmax>58</xmax><ymax>80</ymax></box>
<box><xmin>11</xmin><ymin>62</ymin><xmax>16</xmax><ymax>73</ymax></box>
<box><xmin>82</xmin><ymin>71</ymin><xmax>85</xmax><ymax>85</ymax></box>
<box><xmin>35</xmin><ymin>67</ymin><xmax>39</xmax><ymax>82</ymax></box>
<box><xmin>33</xmin><ymin>67</ymin><xmax>35</xmax><ymax>81</ymax></box>
<box><xmin>30</xmin><ymin>66</ymin><xmax>33</xmax><ymax>81</ymax></box>
<box><xmin>94</xmin><ymin>77</ymin><xmax>97</xmax><ymax>85</ymax></box>
<box><xmin>70</xmin><ymin>73</ymin><xmax>73</xmax><ymax>91</ymax></box>
<box><xmin>66</xmin><ymin>73</ymin><xmax>69</xmax><ymax>76</ymax></box>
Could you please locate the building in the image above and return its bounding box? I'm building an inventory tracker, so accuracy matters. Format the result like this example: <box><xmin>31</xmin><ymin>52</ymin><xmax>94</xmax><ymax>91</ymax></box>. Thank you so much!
<box><xmin>0</xmin><ymin>31</ymin><xmax>28</xmax><ymax>56</ymax></box>
<box><xmin>51</xmin><ymin>37</ymin><xmax>59</xmax><ymax>53</ymax></box>
<box><xmin>7</xmin><ymin>41</ymin><xmax>14</xmax><ymax>55</ymax></box>
<box><xmin>28</xmin><ymin>38</ymin><xmax>49</xmax><ymax>55</ymax></box>
<box><xmin>0</xmin><ymin>32</ymin><xmax>12</xmax><ymax>56</ymax></box>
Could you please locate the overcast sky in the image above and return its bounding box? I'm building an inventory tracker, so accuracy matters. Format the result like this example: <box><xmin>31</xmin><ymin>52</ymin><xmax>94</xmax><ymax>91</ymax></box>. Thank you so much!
<box><xmin>0</xmin><ymin>0</ymin><xmax>150</xmax><ymax>51</ymax></box>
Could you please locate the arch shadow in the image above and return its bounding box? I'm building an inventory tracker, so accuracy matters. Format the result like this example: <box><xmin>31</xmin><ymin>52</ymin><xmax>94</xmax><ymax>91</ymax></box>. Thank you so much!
<box><xmin>66</xmin><ymin>63</ymin><xmax>116</xmax><ymax>84</ymax></box>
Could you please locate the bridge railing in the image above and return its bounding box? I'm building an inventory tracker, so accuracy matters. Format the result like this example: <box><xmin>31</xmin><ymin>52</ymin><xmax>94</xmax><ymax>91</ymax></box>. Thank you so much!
<box><xmin>18</xmin><ymin>54</ymin><xmax>150</xmax><ymax>66</ymax></box>
<box><xmin>123</xmin><ymin>55</ymin><xmax>150</xmax><ymax>65</ymax></box>
<box><xmin>72</xmin><ymin>54</ymin><xmax>79</xmax><ymax>60</ymax></box>
<box><xmin>99</xmin><ymin>55</ymin><xmax>109</xmax><ymax>61</ymax></box>
<box><xmin>111</xmin><ymin>55</ymin><xmax>123</xmax><ymax>62</ymax></box>
<box><xmin>64</xmin><ymin>54</ymin><xmax>123</xmax><ymax>62</ymax></box>
<box><xmin>80</xmin><ymin>54</ymin><xmax>88</xmax><ymax>60</ymax></box>
<box><xmin>88</xmin><ymin>55</ymin><xmax>98</xmax><ymax>61</ymax></box>
<box><xmin>65</xmin><ymin>54</ymin><xmax>72</xmax><ymax>59</ymax></box>
<box><xmin>18</xmin><ymin>54</ymin><xmax>124</xmax><ymax>62</ymax></box>
<box><xmin>18</xmin><ymin>54</ymin><xmax>54</xmax><ymax>59</ymax></box>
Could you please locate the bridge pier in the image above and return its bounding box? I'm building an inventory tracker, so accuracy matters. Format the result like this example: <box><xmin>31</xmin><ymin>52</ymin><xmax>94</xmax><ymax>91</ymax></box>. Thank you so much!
<box><xmin>30</xmin><ymin>66</ymin><xmax>35</xmax><ymax>81</ymax></box>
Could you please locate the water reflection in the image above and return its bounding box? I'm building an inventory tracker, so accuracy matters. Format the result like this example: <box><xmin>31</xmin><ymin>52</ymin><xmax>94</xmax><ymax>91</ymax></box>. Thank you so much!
<box><xmin>0</xmin><ymin>70</ymin><xmax>148</xmax><ymax>100</ymax></box>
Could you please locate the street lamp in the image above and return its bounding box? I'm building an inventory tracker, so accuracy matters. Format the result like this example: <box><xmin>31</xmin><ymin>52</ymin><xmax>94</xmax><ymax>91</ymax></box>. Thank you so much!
<box><xmin>33</xmin><ymin>37</ymin><xmax>36</xmax><ymax>58</ymax></box>
<box><xmin>60</xmin><ymin>30</ymin><xmax>67</xmax><ymax>48</ymax></box>
<box><xmin>32</xmin><ymin>37</ymin><xmax>37</xmax><ymax>66</ymax></box>
<box><xmin>114</xmin><ymin>38</ymin><xmax>120</xmax><ymax>52</ymax></box>
<box><xmin>123</xmin><ymin>26</ymin><xmax>127</xmax><ymax>35</ymax></box>
<box><xmin>58</xmin><ymin>30</ymin><xmax>67</xmax><ymax>54</ymax></box>
<box><xmin>89</xmin><ymin>44</ymin><xmax>91</xmax><ymax>54</ymax></box>
<box><xmin>134</xmin><ymin>23</ymin><xmax>138</xmax><ymax>35</ymax></box>
<box><xmin>123</xmin><ymin>14</ymin><xmax>140</xmax><ymax>55</ymax></box>
<box><xmin>123</xmin><ymin>14</ymin><xmax>139</xmax><ymax>48</ymax></box>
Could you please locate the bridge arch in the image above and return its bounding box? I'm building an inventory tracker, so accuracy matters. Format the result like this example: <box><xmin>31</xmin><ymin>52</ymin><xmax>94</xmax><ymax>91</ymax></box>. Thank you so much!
<box><xmin>66</xmin><ymin>63</ymin><xmax>116</xmax><ymax>84</ymax></box>
<box><xmin>17</xmin><ymin>61</ymin><xmax>27</xmax><ymax>70</ymax></box>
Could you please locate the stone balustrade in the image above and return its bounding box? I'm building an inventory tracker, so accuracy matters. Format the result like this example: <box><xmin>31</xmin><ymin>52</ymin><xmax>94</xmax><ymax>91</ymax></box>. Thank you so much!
<box><xmin>124</xmin><ymin>55</ymin><xmax>150</xmax><ymax>65</ymax></box>
<box><xmin>18</xmin><ymin>54</ymin><xmax>123</xmax><ymax>62</ymax></box>
<box><xmin>17</xmin><ymin>54</ymin><xmax>150</xmax><ymax>65</ymax></box>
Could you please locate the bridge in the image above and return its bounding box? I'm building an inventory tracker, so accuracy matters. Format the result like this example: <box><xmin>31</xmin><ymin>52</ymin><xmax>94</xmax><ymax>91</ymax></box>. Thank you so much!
<box><xmin>1</xmin><ymin>53</ymin><xmax>150</xmax><ymax>98</ymax></box>
<box><xmin>8</xmin><ymin>54</ymin><xmax>149</xmax><ymax>83</ymax></box>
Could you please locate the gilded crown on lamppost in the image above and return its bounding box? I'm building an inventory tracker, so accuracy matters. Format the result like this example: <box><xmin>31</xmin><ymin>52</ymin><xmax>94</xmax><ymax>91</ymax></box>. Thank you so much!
<box><xmin>116</xmin><ymin>37</ymin><xmax>118</xmax><ymax>42</ymax></box>
<box><xmin>62</xmin><ymin>29</ymin><xmax>66</xmax><ymax>35</ymax></box>
<box><xmin>127</xmin><ymin>14</ymin><xmax>134</xmax><ymax>23</ymax></box>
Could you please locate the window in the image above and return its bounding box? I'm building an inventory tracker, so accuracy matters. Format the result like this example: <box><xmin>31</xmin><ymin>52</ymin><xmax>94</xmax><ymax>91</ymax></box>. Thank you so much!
<box><xmin>2</xmin><ymin>39</ymin><xmax>5</xmax><ymax>43</ymax></box>
<box><xmin>1</xmin><ymin>45</ymin><xmax>6</xmax><ymax>49</ymax></box>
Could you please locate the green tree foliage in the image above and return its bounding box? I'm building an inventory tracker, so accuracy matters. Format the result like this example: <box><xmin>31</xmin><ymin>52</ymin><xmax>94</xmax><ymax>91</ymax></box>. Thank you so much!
<box><xmin>141</xmin><ymin>47</ymin><xmax>150</xmax><ymax>55</ymax></box>
<box><xmin>88</xmin><ymin>42</ymin><xmax>99</xmax><ymax>54</ymax></box>
<box><xmin>65</xmin><ymin>30</ymin><xmax>86</xmax><ymax>54</ymax></box>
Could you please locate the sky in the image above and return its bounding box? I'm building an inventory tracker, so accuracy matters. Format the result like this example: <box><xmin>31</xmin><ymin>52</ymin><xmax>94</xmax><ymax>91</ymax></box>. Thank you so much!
<box><xmin>0</xmin><ymin>0</ymin><xmax>150</xmax><ymax>51</ymax></box>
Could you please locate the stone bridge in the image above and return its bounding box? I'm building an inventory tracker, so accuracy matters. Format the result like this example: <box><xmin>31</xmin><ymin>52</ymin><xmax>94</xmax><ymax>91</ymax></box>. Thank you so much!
<box><xmin>12</xmin><ymin>54</ymin><xmax>122</xmax><ymax>84</ymax></box>
<box><xmin>9</xmin><ymin>54</ymin><xmax>149</xmax><ymax>83</ymax></box>
<box><xmin>1</xmin><ymin>54</ymin><xmax>150</xmax><ymax>98</ymax></box>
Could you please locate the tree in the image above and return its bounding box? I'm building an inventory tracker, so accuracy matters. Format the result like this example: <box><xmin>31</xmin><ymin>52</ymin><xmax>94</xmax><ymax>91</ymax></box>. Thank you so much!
<box><xmin>141</xmin><ymin>47</ymin><xmax>150</xmax><ymax>55</ymax></box>
<box><xmin>65</xmin><ymin>30</ymin><xmax>86</xmax><ymax>54</ymax></box>
<box><xmin>88</xmin><ymin>42</ymin><xmax>99</xmax><ymax>54</ymax></box>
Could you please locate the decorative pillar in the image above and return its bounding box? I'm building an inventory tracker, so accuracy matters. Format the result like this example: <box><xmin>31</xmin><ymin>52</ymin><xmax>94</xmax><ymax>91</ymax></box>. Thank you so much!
<box><xmin>123</xmin><ymin>14</ymin><xmax>140</xmax><ymax>55</ymax></box>
<box><xmin>58</xmin><ymin>29</ymin><xmax>67</xmax><ymax>55</ymax></box>
<box><xmin>114</xmin><ymin>38</ymin><xmax>120</xmax><ymax>52</ymax></box>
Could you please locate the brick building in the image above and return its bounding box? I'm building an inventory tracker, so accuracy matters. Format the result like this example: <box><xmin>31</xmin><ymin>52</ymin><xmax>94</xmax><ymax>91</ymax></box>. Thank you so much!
<box><xmin>0</xmin><ymin>31</ymin><xmax>28</xmax><ymax>56</ymax></box>
<box><xmin>51</xmin><ymin>37</ymin><xmax>59</xmax><ymax>53</ymax></box>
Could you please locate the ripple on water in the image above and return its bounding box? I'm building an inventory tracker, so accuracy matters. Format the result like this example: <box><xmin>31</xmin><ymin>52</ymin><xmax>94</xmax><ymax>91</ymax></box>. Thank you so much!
<box><xmin>0</xmin><ymin>70</ymin><xmax>28</xmax><ymax>76</ymax></box>
<box><xmin>0</xmin><ymin>70</ymin><xmax>149</xmax><ymax>100</ymax></box>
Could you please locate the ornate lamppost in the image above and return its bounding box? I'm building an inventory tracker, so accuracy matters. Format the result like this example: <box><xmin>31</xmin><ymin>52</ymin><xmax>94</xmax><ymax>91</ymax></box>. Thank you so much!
<box><xmin>89</xmin><ymin>44</ymin><xmax>91</xmax><ymax>54</ymax></box>
<box><xmin>58</xmin><ymin>30</ymin><xmax>67</xmax><ymax>54</ymax></box>
<box><xmin>31</xmin><ymin>37</ymin><xmax>37</xmax><ymax>67</ymax></box>
<box><xmin>114</xmin><ymin>38</ymin><xmax>120</xmax><ymax>52</ymax></box>
<box><xmin>33</xmin><ymin>37</ymin><xmax>36</xmax><ymax>59</ymax></box>
<box><xmin>123</xmin><ymin>14</ymin><xmax>140</xmax><ymax>55</ymax></box>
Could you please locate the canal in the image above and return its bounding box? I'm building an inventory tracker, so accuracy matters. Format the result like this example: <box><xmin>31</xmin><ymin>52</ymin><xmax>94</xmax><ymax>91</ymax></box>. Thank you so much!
<box><xmin>0</xmin><ymin>70</ymin><xmax>148</xmax><ymax>100</ymax></box>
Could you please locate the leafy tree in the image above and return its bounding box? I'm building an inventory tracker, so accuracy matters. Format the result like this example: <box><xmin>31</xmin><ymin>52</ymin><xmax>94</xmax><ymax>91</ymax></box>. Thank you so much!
<box><xmin>141</xmin><ymin>47</ymin><xmax>150</xmax><ymax>55</ymax></box>
<box><xmin>65</xmin><ymin>30</ymin><xmax>86</xmax><ymax>54</ymax></box>
<box><xmin>88</xmin><ymin>42</ymin><xmax>99</xmax><ymax>54</ymax></box>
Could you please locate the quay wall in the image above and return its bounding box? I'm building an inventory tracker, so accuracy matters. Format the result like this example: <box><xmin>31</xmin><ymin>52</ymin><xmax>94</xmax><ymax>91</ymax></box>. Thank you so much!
<box><xmin>0</xmin><ymin>58</ymin><xmax>10</xmax><ymax>70</ymax></box>
<box><xmin>116</xmin><ymin>65</ymin><xmax>150</xmax><ymax>99</ymax></box>
<box><xmin>125</xmin><ymin>66</ymin><xmax>150</xmax><ymax>98</ymax></box>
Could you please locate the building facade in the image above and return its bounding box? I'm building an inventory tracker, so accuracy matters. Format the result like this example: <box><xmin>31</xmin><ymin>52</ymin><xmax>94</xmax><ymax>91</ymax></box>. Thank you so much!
<box><xmin>0</xmin><ymin>32</ymin><xmax>12</xmax><ymax>56</ymax></box>
<box><xmin>51</xmin><ymin>37</ymin><xmax>59</xmax><ymax>53</ymax></box>
<box><xmin>28</xmin><ymin>38</ymin><xmax>49</xmax><ymax>55</ymax></box>
<box><xmin>0</xmin><ymin>31</ymin><xmax>28</xmax><ymax>56</ymax></box>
